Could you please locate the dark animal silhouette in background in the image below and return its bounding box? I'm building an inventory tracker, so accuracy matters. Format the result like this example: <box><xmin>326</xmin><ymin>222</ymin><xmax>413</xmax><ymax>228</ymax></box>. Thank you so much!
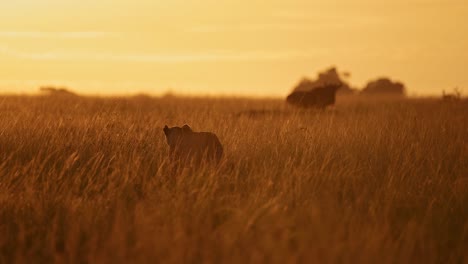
<box><xmin>287</xmin><ymin>83</ymin><xmax>342</xmax><ymax>109</ymax></box>
<box><xmin>163</xmin><ymin>124</ymin><xmax>223</xmax><ymax>164</ymax></box>
<box><xmin>442</xmin><ymin>88</ymin><xmax>461</xmax><ymax>102</ymax></box>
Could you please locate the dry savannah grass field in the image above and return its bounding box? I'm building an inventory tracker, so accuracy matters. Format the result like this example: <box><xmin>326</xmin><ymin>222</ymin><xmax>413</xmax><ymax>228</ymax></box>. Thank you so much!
<box><xmin>0</xmin><ymin>95</ymin><xmax>467</xmax><ymax>263</ymax></box>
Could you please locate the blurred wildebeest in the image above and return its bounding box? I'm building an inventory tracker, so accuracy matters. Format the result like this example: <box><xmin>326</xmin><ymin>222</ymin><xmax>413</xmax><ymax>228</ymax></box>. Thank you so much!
<box><xmin>286</xmin><ymin>83</ymin><xmax>342</xmax><ymax>109</ymax></box>
<box><xmin>442</xmin><ymin>88</ymin><xmax>461</xmax><ymax>102</ymax></box>
<box><xmin>163</xmin><ymin>124</ymin><xmax>223</xmax><ymax>164</ymax></box>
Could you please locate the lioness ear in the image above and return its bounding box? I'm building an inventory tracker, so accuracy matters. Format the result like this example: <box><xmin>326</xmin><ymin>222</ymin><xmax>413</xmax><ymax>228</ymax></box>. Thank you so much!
<box><xmin>182</xmin><ymin>124</ymin><xmax>192</xmax><ymax>132</ymax></box>
<box><xmin>163</xmin><ymin>125</ymin><xmax>169</xmax><ymax>135</ymax></box>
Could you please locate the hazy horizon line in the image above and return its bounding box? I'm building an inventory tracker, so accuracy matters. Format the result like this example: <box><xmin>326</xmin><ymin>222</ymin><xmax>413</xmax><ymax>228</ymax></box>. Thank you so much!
<box><xmin>0</xmin><ymin>82</ymin><xmax>450</xmax><ymax>98</ymax></box>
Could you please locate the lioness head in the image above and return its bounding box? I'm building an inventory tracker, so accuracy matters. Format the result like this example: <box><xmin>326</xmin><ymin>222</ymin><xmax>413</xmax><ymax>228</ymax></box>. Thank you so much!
<box><xmin>163</xmin><ymin>124</ymin><xmax>192</xmax><ymax>146</ymax></box>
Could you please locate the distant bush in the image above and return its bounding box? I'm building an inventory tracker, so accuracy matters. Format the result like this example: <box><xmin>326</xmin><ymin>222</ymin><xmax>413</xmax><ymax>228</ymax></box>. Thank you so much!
<box><xmin>361</xmin><ymin>78</ymin><xmax>406</xmax><ymax>96</ymax></box>
<box><xmin>161</xmin><ymin>90</ymin><xmax>177</xmax><ymax>99</ymax></box>
<box><xmin>39</xmin><ymin>86</ymin><xmax>78</xmax><ymax>97</ymax></box>
<box><xmin>292</xmin><ymin>67</ymin><xmax>358</xmax><ymax>95</ymax></box>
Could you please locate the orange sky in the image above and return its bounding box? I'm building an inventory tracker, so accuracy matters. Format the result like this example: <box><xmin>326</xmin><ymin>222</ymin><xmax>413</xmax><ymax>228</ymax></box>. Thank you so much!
<box><xmin>0</xmin><ymin>0</ymin><xmax>467</xmax><ymax>96</ymax></box>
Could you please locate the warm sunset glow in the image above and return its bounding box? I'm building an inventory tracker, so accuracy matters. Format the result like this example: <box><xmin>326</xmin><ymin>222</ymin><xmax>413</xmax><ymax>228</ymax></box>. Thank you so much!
<box><xmin>1</xmin><ymin>0</ymin><xmax>467</xmax><ymax>96</ymax></box>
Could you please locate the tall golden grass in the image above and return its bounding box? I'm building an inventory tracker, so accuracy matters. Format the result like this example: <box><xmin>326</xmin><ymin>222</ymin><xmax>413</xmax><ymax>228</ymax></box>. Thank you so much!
<box><xmin>0</xmin><ymin>95</ymin><xmax>466</xmax><ymax>263</ymax></box>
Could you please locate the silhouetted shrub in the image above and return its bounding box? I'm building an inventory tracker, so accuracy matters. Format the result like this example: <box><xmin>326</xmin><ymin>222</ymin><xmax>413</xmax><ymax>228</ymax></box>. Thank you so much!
<box><xmin>39</xmin><ymin>86</ymin><xmax>77</xmax><ymax>97</ymax></box>
<box><xmin>361</xmin><ymin>78</ymin><xmax>406</xmax><ymax>96</ymax></box>
<box><xmin>292</xmin><ymin>67</ymin><xmax>357</xmax><ymax>95</ymax></box>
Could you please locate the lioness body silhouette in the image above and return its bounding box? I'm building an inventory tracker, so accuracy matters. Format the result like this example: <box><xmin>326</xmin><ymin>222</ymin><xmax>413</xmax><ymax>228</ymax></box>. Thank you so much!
<box><xmin>287</xmin><ymin>83</ymin><xmax>341</xmax><ymax>109</ymax></box>
<box><xmin>163</xmin><ymin>125</ymin><xmax>223</xmax><ymax>164</ymax></box>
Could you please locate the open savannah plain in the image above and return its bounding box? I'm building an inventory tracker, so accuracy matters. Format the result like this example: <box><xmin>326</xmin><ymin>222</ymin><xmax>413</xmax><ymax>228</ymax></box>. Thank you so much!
<box><xmin>0</xmin><ymin>94</ymin><xmax>467</xmax><ymax>263</ymax></box>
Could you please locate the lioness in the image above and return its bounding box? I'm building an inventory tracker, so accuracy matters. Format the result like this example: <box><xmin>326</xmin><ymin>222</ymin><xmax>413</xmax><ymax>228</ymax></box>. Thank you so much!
<box><xmin>163</xmin><ymin>124</ymin><xmax>223</xmax><ymax>164</ymax></box>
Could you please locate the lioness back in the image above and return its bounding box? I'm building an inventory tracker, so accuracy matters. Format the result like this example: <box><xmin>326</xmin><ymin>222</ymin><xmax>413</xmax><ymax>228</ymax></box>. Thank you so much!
<box><xmin>163</xmin><ymin>124</ymin><xmax>223</xmax><ymax>164</ymax></box>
